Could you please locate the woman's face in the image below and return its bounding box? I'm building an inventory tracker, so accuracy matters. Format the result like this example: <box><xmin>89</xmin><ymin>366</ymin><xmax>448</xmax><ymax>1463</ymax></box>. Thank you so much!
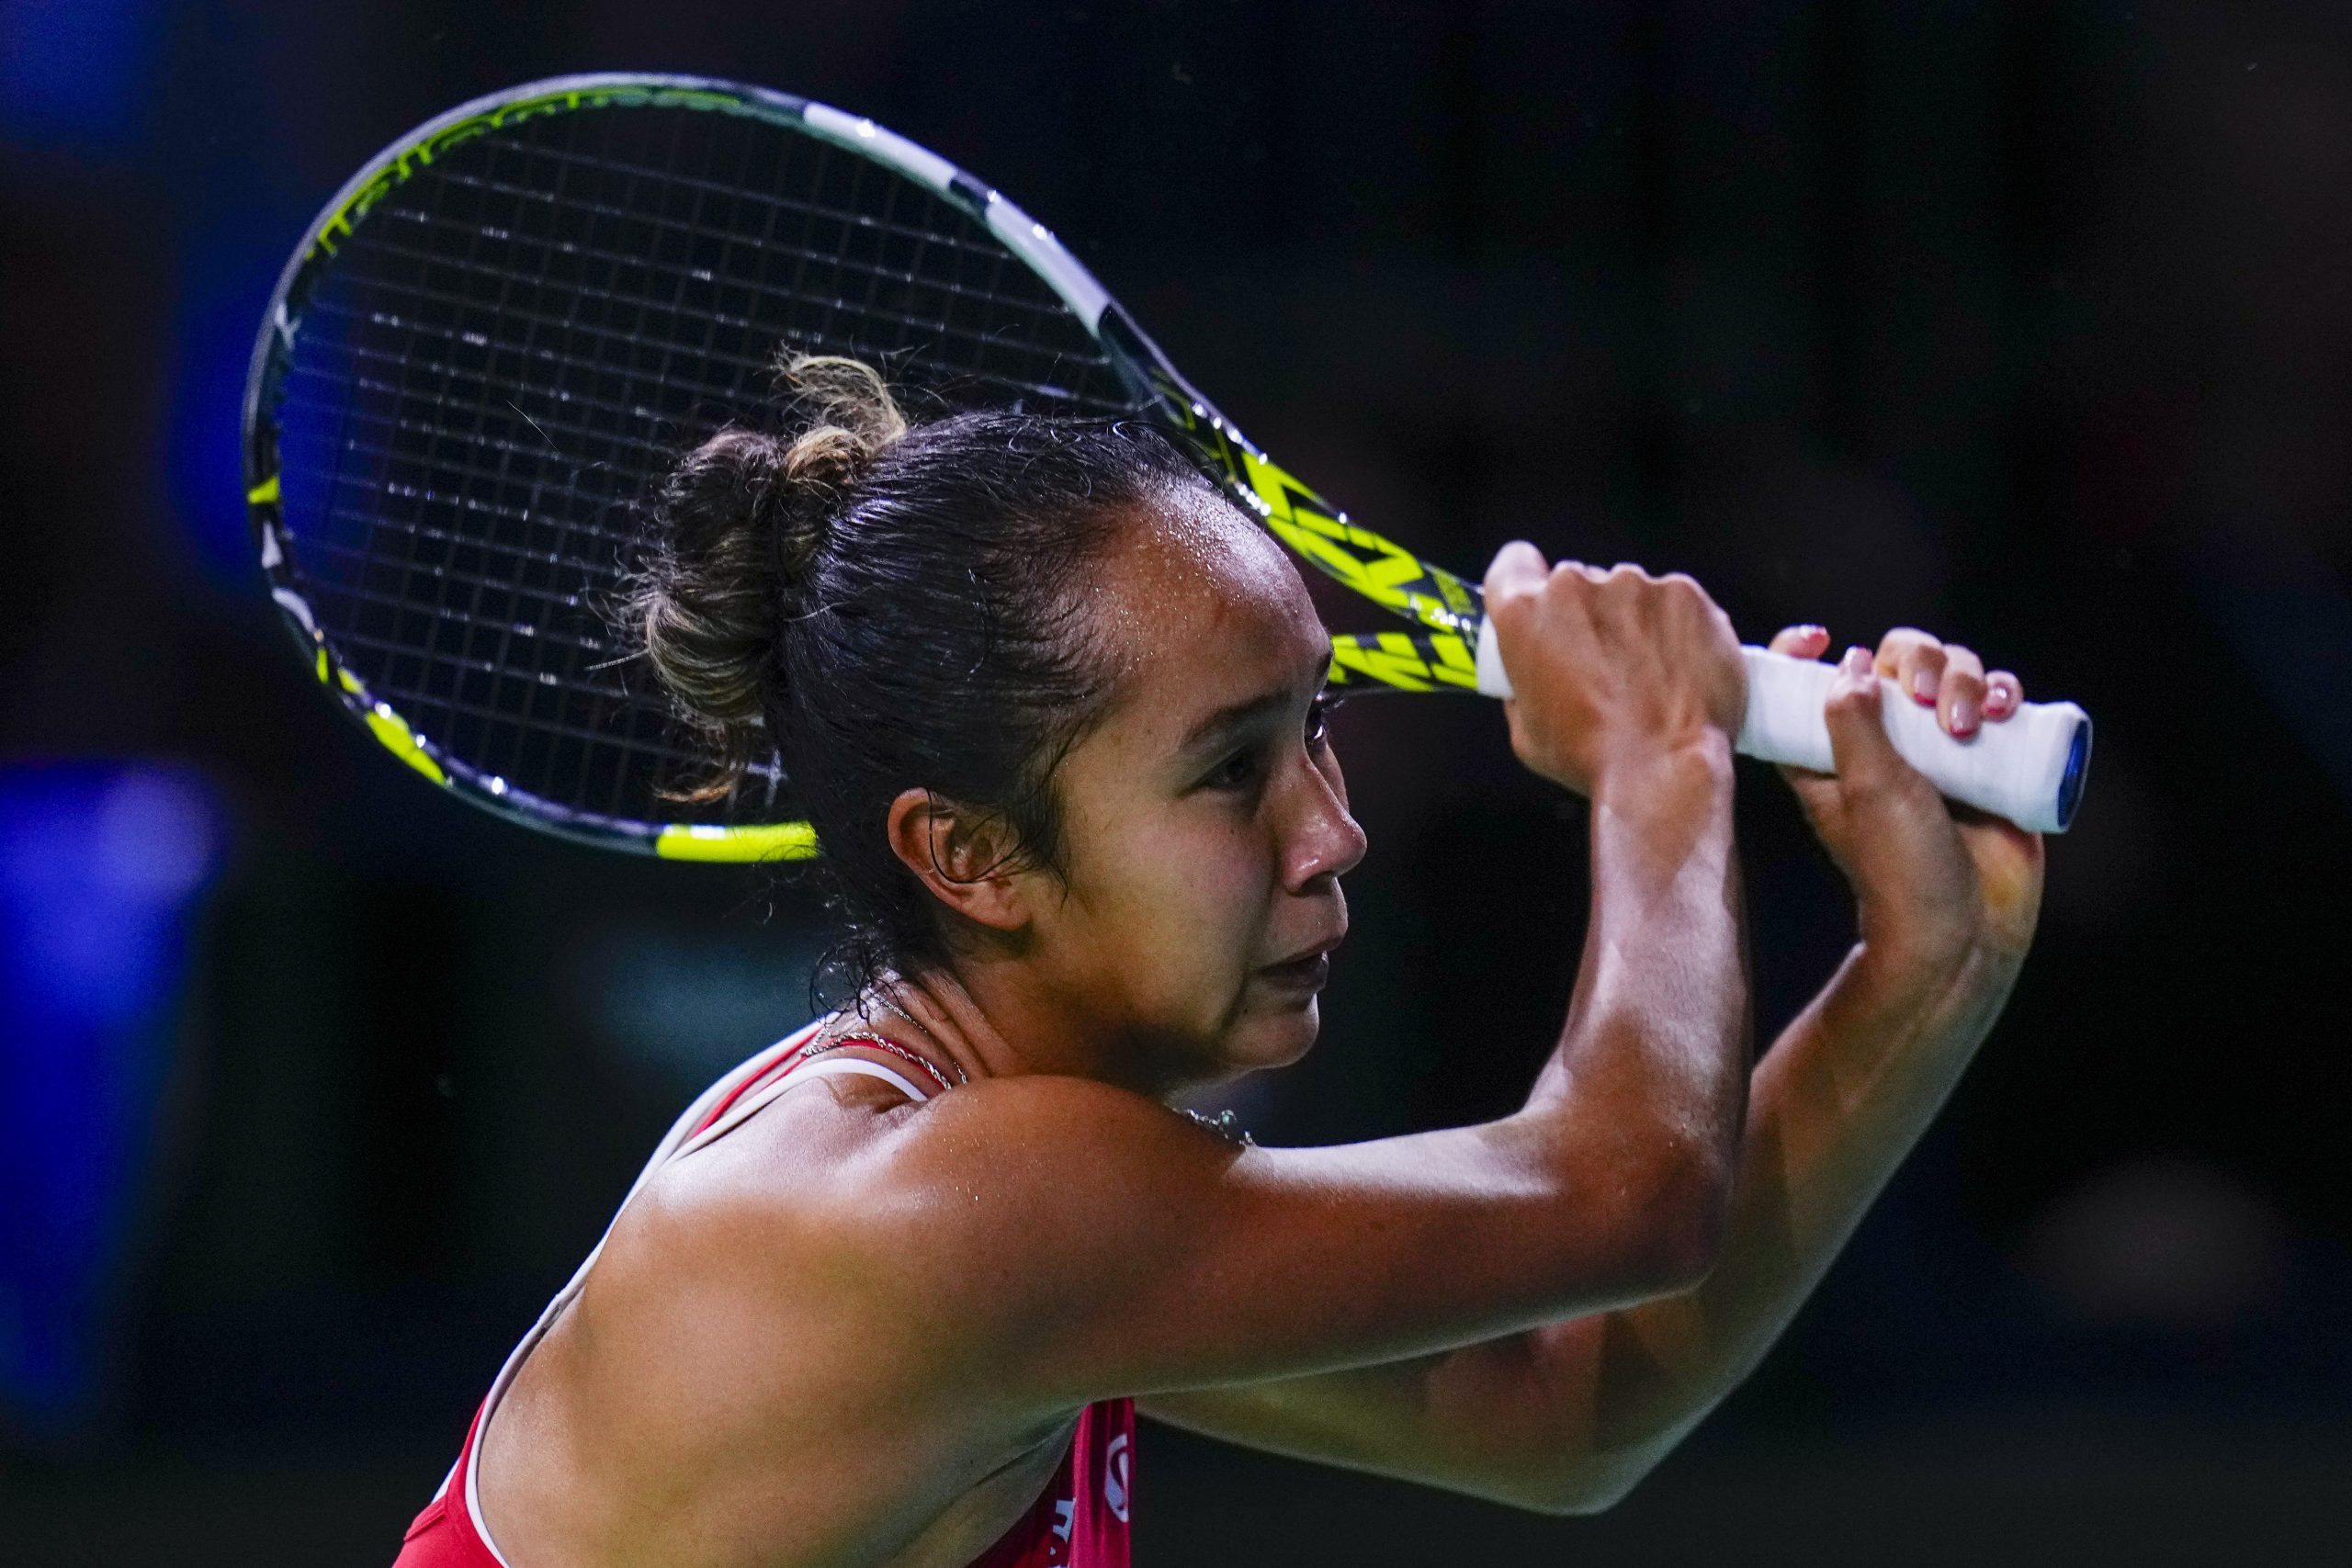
<box><xmin>1023</xmin><ymin>483</ymin><xmax>1367</xmax><ymax>1091</ymax></box>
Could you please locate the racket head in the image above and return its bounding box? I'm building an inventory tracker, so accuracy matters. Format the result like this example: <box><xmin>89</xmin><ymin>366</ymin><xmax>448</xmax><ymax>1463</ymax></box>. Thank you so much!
<box><xmin>245</xmin><ymin>73</ymin><xmax>1488</xmax><ymax>860</ymax></box>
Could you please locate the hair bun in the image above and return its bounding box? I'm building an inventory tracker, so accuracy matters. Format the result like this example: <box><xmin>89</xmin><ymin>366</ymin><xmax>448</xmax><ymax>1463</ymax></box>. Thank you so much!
<box><xmin>777</xmin><ymin>354</ymin><xmax>909</xmax><ymax>479</ymax></box>
<box><xmin>627</xmin><ymin>354</ymin><xmax>910</xmax><ymax>797</ymax></box>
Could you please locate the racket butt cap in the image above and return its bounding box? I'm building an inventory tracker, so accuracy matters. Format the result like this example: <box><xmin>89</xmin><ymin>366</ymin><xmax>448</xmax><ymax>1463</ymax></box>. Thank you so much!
<box><xmin>2054</xmin><ymin>716</ymin><xmax>2092</xmax><ymax>833</ymax></box>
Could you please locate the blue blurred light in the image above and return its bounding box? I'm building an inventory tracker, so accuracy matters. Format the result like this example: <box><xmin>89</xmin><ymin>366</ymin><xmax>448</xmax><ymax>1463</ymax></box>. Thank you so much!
<box><xmin>0</xmin><ymin>0</ymin><xmax>152</xmax><ymax>150</ymax></box>
<box><xmin>0</xmin><ymin>761</ymin><xmax>222</xmax><ymax>1438</ymax></box>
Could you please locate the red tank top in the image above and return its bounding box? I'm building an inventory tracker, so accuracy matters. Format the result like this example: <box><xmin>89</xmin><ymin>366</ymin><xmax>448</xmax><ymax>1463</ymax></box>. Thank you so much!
<box><xmin>390</xmin><ymin>1024</ymin><xmax>1136</xmax><ymax>1568</ymax></box>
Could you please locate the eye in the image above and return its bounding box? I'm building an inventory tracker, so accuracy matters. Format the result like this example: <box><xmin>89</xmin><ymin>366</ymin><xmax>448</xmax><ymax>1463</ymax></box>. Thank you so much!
<box><xmin>1306</xmin><ymin>690</ymin><xmax>1346</xmax><ymax>750</ymax></box>
<box><xmin>1203</xmin><ymin>745</ymin><xmax>1266</xmax><ymax>793</ymax></box>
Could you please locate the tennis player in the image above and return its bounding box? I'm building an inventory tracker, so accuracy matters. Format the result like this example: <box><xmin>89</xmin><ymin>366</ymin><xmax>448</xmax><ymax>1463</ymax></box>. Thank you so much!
<box><xmin>392</xmin><ymin>358</ymin><xmax>2042</xmax><ymax>1568</ymax></box>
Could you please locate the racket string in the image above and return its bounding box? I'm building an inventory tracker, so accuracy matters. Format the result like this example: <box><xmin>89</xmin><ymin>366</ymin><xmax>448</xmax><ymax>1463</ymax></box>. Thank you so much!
<box><xmin>444</xmin><ymin>118</ymin><xmax>582</xmax><ymax>803</ymax></box>
<box><xmin>288</xmin><ymin>220</ymin><xmax>1133</xmax><ymax>484</ymax></box>
<box><xmin>333</xmin><ymin>212</ymin><xmax>1125</xmax><ymax>407</ymax></box>
<box><xmin>403</xmin><ymin>128</ymin><xmax>1129</xmax><ymax>390</ymax></box>
<box><xmin>273</xmin><ymin>101</ymin><xmax>1137</xmax><ymax>828</ymax></box>
<box><xmin>549</xmin><ymin>107</ymin><xmax>673</xmax><ymax>817</ymax></box>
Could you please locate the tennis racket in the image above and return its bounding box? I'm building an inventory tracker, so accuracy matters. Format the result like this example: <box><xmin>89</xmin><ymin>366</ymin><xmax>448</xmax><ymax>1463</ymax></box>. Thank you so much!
<box><xmin>244</xmin><ymin>73</ymin><xmax>2091</xmax><ymax>860</ymax></box>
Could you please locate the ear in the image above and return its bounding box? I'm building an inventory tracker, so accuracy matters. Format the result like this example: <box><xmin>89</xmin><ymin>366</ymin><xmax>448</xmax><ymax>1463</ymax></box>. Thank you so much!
<box><xmin>883</xmin><ymin>787</ymin><xmax>1038</xmax><ymax>936</ymax></box>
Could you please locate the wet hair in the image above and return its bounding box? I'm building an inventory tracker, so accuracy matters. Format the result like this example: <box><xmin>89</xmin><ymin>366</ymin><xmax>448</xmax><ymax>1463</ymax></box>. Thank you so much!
<box><xmin>626</xmin><ymin>353</ymin><xmax>1212</xmax><ymax>997</ymax></box>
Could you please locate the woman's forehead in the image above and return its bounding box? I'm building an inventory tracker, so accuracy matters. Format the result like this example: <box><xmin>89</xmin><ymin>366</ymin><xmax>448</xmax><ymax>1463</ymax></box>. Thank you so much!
<box><xmin>1087</xmin><ymin>487</ymin><xmax>1325</xmax><ymax>726</ymax></box>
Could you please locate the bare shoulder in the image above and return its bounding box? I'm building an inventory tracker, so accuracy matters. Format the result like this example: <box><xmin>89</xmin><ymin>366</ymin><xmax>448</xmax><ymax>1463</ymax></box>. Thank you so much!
<box><xmin>871</xmin><ymin>1071</ymin><xmax>1236</xmax><ymax>1185</ymax></box>
<box><xmin>616</xmin><ymin>1071</ymin><xmax>1213</xmax><ymax>1257</ymax></box>
<box><xmin>591</xmin><ymin>1075</ymin><xmax>936</xmax><ymax>1317</ymax></box>
<box><xmin>582</xmin><ymin>1072</ymin><xmax>1221</xmax><ymax>1353</ymax></box>
<box><xmin>548</xmin><ymin>1079</ymin><xmax>1019</xmax><ymax>1460</ymax></box>
<box><xmin>854</xmin><ymin>1073</ymin><xmax>1255</xmax><ymax>1249</ymax></box>
<box><xmin>570</xmin><ymin>1071</ymin><xmax>1254</xmax><ymax>1432</ymax></box>
<box><xmin>833</xmin><ymin>1076</ymin><xmax>1267</xmax><ymax>1389</ymax></box>
<box><xmin>494</xmin><ymin>1079</ymin><xmax>1115</xmax><ymax>1564</ymax></box>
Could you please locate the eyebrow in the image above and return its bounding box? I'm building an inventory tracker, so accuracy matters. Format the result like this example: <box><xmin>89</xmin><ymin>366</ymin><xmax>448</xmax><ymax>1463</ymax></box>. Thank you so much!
<box><xmin>1177</xmin><ymin>645</ymin><xmax>1336</xmax><ymax>754</ymax></box>
<box><xmin>1179</xmin><ymin>690</ymin><xmax>1294</xmax><ymax>754</ymax></box>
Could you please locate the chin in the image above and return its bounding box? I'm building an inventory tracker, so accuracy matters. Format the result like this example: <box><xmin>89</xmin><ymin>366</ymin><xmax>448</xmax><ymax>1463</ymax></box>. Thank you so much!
<box><xmin>1228</xmin><ymin>997</ymin><xmax>1320</xmax><ymax>1074</ymax></box>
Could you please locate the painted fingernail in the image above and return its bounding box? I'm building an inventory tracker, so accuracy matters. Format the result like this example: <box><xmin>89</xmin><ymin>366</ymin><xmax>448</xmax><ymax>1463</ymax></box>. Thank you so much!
<box><xmin>1952</xmin><ymin>696</ymin><xmax>1980</xmax><ymax>736</ymax></box>
<box><xmin>1988</xmin><ymin>681</ymin><xmax>2017</xmax><ymax>714</ymax></box>
<box><xmin>1798</xmin><ymin>624</ymin><xmax>1828</xmax><ymax>646</ymax></box>
<box><xmin>1842</xmin><ymin>646</ymin><xmax>1873</xmax><ymax>678</ymax></box>
<box><xmin>1911</xmin><ymin>667</ymin><xmax>1939</xmax><ymax>704</ymax></box>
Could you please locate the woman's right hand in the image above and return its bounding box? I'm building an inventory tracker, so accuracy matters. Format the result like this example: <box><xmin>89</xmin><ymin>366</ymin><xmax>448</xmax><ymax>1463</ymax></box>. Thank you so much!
<box><xmin>1481</xmin><ymin>542</ymin><xmax>1747</xmax><ymax>796</ymax></box>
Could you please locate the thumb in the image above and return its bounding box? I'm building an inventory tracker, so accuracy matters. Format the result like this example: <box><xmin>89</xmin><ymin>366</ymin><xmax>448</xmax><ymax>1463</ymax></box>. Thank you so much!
<box><xmin>1822</xmin><ymin>645</ymin><xmax>1908</xmax><ymax>792</ymax></box>
<box><xmin>1483</xmin><ymin>540</ymin><xmax>1549</xmax><ymax>604</ymax></box>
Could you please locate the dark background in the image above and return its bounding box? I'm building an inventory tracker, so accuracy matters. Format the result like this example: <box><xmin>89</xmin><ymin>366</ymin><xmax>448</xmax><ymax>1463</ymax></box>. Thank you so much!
<box><xmin>5</xmin><ymin>1</ymin><xmax>2351</xmax><ymax>1563</ymax></box>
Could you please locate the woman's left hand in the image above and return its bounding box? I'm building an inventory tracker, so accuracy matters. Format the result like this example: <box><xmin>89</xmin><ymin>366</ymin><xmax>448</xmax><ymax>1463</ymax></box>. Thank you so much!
<box><xmin>1766</xmin><ymin>626</ymin><xmax>2046</xmax><ymax>982</ymax></box>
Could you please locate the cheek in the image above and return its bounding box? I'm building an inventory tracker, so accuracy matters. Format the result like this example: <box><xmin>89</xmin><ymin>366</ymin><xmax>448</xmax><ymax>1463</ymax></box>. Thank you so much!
<box><xmin>1076</xmin><ymin>809</ymin><xmax>1274</xmax><ymax>991</ymax></box>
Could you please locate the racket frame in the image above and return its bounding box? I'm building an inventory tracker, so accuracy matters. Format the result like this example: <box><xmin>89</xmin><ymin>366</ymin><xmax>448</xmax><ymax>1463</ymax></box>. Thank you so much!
<box><xmin>254</xmin><ymin>73</ymin><xmax>2086</xmax><ymax>856</ymax></box>
<box><xmin>245</xmin><ymin>73</ymin><xmax>1494</xmax><ymax>861</ymax></box>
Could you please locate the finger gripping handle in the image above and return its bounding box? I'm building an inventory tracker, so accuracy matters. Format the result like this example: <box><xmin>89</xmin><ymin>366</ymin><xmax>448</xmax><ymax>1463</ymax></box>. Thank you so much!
<box><xmin>1470</xmin><ymin>624</ymin><xmax>2092</xmax><ymax>832</ymax></box>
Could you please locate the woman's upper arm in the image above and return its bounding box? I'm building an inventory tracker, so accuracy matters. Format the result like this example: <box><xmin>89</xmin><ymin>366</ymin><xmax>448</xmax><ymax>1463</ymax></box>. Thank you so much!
<box><xmin>843</xmin><ymin>1072</ymin><xmax>1712</xmax><ymax>1416</ymax></box>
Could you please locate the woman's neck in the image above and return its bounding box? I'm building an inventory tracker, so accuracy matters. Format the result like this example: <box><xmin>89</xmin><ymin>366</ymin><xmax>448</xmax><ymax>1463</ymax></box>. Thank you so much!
<box><xmin>850</xmin><ymin>971</ymin><xmax>1008</xmax><ymax>1089</ymax></box>
<box><xmin>867</xmin><ymin>966</ymin><xmax>1195</xmax><ymax>1103</ymax></box>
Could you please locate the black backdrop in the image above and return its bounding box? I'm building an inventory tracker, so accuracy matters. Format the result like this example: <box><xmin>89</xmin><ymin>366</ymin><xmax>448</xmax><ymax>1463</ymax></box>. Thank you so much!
<box><xmin>4</xmin><ymin>2</ymin><xmax>2351</xmax><ymax>1562</ymax></box>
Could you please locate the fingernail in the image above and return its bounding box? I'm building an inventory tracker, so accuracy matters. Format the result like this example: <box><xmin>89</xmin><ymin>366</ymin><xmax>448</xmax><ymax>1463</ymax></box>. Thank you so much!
<box><xmin>1798</xmin><ymin>624</ymin><xmax>1827</xmax><ymax>646</ymax></box>
<box><xmin>1911</xmin><ymin>667</ymin><xmax>1939</xmax><ymax>704</ymax></box>
<box><xmin>1841</xmin><ymin>646</ymin><xmax>1873</xmax><ymax>678</ymax></box>
<box><xmin>1952</xmin><ymin>696</ymin><xmax>1980</xmax><ymax>736</ymax></box>
<box><xmin>1988</xmin><ymin>682</ymin><xmax>2017</xmax><ymax>714</ymax></box>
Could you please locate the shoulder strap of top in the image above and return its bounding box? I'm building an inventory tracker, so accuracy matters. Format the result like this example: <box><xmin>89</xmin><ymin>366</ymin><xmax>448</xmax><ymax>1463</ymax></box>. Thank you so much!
<box><xmin>793</xmin><ymin>1056</ymin><xmax>934</xmax><ymax>1100</ymax></box>
<box><xmin>678</xmin><ymin>1055</ymin><xmax>930</xmax><ymax>1155</ymax></box>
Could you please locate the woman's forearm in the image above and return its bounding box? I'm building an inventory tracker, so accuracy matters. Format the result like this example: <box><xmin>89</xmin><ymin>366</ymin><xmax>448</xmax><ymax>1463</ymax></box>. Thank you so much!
<box><xmin>1137</xmin><ymin>634</ymin><xmax>2042</xmax><ymax>1515</ymax></box>
<box><xmin>1505</xmin><ymin>737</ymin><xmax>1751</xmax><ymax>1282</ymax></box>
<box><xmin>1543</xmin><ymin>933</ymin><xmax>2026</xmax><ymax>1500</ymax></box>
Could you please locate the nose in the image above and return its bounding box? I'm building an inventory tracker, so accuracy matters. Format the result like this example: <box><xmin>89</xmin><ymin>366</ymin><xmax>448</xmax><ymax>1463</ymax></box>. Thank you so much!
<box><xmin>1282</xmin><ymin>750</ymin><xmax>1368</xmax><ymax>892</ymax></box>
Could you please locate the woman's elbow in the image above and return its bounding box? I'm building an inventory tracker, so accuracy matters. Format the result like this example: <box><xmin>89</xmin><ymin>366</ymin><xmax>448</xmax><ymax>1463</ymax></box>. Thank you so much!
<box><xmin>1498</xmin><ymin>1451</ymin><xmax>1661</xmax><ymax>1517</ymax></box>
<box><xmin>1615</xmin><ymin>1142</ymin><xmax>1735</xmax><ymax>1296</ymax></box>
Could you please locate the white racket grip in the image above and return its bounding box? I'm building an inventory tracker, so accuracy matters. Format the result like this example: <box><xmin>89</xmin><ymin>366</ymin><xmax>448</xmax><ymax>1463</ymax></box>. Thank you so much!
<box><xmin>1472</xmin><ymin>622</ymin><xmax>2091</xmax><ymax>832</ymax></box>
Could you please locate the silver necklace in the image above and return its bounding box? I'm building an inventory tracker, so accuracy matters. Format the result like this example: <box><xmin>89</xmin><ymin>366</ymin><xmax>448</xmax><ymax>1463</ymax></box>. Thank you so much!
<box><xmin>849</xmin><ymin>991</ymin><xmax>971</xmax><ymax>1087</ymax></box>
<box><xmin>797</xmin><ymin>1030</ymin><xmax>961</xmax><ymax>1095</ymax></box>
<box><xmin>1182</xmin><ymin>1108</ymin><xmax>1257</xmax><ymax>1146</ymax></box>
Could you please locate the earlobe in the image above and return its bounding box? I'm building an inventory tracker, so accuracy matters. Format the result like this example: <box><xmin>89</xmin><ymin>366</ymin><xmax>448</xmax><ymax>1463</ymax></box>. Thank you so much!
<box><xmin>883</xmin><ymin>786</ymin><xmax>1034</xmax><ymax>934</ymax></box>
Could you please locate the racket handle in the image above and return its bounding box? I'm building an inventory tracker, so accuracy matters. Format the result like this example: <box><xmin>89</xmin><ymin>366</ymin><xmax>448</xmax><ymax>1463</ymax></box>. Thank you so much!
<box><xmin>1471</xmin><ymin>624</ymin><xmax>2092</xmax><ymax>832</ymax></box>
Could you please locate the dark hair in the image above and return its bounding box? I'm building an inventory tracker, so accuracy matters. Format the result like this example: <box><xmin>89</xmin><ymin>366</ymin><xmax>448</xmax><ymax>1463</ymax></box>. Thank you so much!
<box><xmin>627</xmin><ymin>353</ymin><xmax>1211</xmax><ymax>996</ymax></box>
